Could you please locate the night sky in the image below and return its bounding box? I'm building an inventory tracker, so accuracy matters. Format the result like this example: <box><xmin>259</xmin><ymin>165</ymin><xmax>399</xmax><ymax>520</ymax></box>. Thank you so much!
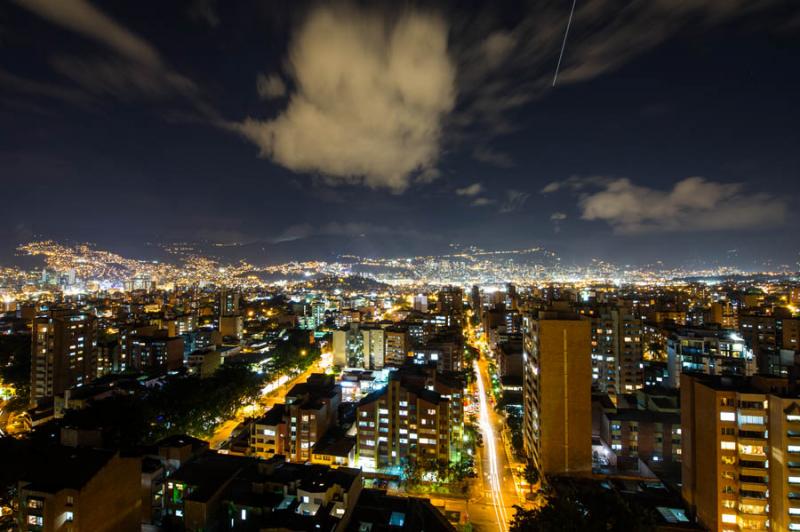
<box><xmin>1</xmin><ymin>0</ymin><xmax>799</xmax><ymax>268</ymax></box>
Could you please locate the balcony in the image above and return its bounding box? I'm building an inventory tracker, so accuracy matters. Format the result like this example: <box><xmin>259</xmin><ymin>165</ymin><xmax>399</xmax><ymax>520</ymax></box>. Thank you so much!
<box><xmin>739</xmin><ymin>489</ymin><xmax>769</xmax><ymax>502</ymax></box>
<box><xmin>740</xmin><ymin>460</ymin><xmax>768</xmax><ymax>470</ymax></box>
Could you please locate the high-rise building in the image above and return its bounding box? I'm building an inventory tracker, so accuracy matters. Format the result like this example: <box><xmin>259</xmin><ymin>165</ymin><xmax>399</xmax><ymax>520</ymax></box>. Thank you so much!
<box><xmin>587</xmin><ymin>305</ymin><xmax>644</xmax><ymax>401</ymax></box>
<box><xmin>384</xmin><ymin>326</ymin><xmax>410</xmax><ymax>366</ymax></box>
<box><xmin>30</xmin><ymin>309</ymin><xmax>98</xmax><ymax>405</ymax></box>
<box><xmin>709</xmin><ymin>300</ymin><xmax>739</xmax><ymax>329</ymax></box>
<box><xmin>333</xmin><ymin>323</ymin><xmax>364</xmax><ymax>368</ymax></box>
<box><xmin>362</xmin><ymin>326</ymin><xmax>385</xmax><ymax>370</ymax></box>
<box><xmin>522</xmin><ymin>309</ymin><xmax>592</xmax><ymax>475</ymax></box>
<box><xmin>470</xmin><ymin>285</ymin><xmax>481</xmax><ymax>312</ymax></box>
<box><xmin>667</xmin><ymin>327</ymin><xmax>755</xmax><ymax>388</ymax></box>
<box><xmin>681</xmin><ymin>373</ymin><xmax>800</xmax><ymax>532</ymax></box>
<box><xmin>285</xmin><ymin>374</ymin><xmax>341</xmax><ymax>463</ymax></box>
<box><xmin>740</xmin><ymin>309</ymin><xmax>800</xmax><ymax>376</ymax></box>
<box><xmin>505</xmin><ymin>283</ymin><xmax>518</xmax><ymax>310</ymax></box>
<box><xmin>436</xmin><ymin>286</ymin><xmax>464</xmax><ymax>316</ymax></box>
<box><xmin>218</xmin><ymin>288</ymin><xmax>243</xmax><ymax>339</ymax></box>
<box><xmin>250</xmin><ymin>404</ymin><xmax>288</xmax><ymax>459</ymax></box>
<box><xmin>413</xmin><ymin>294</ymin><xmax>428</xmax><ymax>313</ymax></box>
<box><xmin>411</xmin><ymin>330</ymin><xmax>463</xmax><ymax>372</ymax></box>
<box><xmin>356</xmin><ymin>364</ymin><xmax>463</xmax><ymax>469</ymax></box>
<box><xmin>129</xmin><ymin>332</ymin><xmax>184</xmax><ymax>372</ymax></box>
<box><xmin>219</xmin><ymin>288</ymin><xmax>240</xmax><ymax>316</ymax></box>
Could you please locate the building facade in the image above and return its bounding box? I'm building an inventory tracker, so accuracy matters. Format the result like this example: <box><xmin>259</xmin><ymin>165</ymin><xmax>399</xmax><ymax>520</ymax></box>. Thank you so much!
<box><xmin>522</xmin><ymin>309</ymin><xmax>592</xmax><ymax>475</ymax></box>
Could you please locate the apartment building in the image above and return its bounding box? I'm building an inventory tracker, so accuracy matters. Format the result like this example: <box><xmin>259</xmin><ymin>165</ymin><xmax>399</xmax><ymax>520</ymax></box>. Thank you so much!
<box><xmin>681</xmin><ymin>373</ymin><xmax>800</xmax><ymax>531</ymax></box>
<box><xmin>356</xmin><ymin>364</ymin><xmax>463</xmax><ymax>469</ymax></box>
<box><xmin>522</xmin><ymin>308</ymin><xmax>592</xmax><ymax>475</ymax></box>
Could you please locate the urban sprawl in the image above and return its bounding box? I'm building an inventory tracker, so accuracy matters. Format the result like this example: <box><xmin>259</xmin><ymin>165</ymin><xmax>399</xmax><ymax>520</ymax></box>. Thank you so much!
<box><xmin>0</xmin><ymin>241</ymin><xmax>799</xmax><ymax>531</ymax></box>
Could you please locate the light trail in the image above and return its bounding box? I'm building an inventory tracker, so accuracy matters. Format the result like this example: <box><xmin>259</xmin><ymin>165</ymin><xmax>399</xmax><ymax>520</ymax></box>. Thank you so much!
<box><xmin>552</xmin><ymin>0</ymin><xmax>578</xmax><ymax>87</ymax></box>
<box><xmin>474</xmin><ymin>359</ymin><xmax>510</xmax><ymax>531</ymax></box>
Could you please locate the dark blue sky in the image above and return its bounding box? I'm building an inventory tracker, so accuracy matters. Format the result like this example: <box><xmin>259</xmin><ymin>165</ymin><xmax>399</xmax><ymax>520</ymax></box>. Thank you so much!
<box><xmin>1</xmin><ymin>0</ymin><xmax>798</xmax><ymax>268</ymax></box>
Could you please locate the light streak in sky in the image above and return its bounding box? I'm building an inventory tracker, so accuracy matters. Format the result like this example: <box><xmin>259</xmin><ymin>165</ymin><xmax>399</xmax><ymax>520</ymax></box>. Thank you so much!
<box><xmin>553</xmin><ymin>0</ymin><xmax>578</xmax><ymax>87</ymax></box>
<box><xmin>475</xmin><ymin>359</ymin><xmax>510</xmax><ymax>531</ymax></box>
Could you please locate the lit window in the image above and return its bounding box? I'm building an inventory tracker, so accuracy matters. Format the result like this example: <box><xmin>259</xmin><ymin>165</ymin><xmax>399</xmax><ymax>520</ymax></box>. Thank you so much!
<box><xmin>720</xmin><ymin>441</ymin><xmax>736</xmax><ymax>451</ymax></box>
<box><xmin>241</xmin><ymin>509</ymin><xmax>247</xmax><ymax>521</ymax></box>
<box><xmin>721</xmin><ymin>514</ymin><xmax>736</xmax><ymax>524</ymax></box>
<box><xmin>720</xmin><ymin>412</ymin><xmax>735</xmax><ymax>422</ymax></box>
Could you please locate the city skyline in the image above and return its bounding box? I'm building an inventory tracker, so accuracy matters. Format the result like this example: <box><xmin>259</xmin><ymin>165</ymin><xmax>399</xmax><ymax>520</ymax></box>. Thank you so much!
<box><xmin>1</xmin><ymin>1</ymin><xmax>799</xmax><ymax>267</ymax></box>
<box><xmin>4</xmin><ymin>2</ymin><xmax>800</xmax><ymax>530</ymax></box>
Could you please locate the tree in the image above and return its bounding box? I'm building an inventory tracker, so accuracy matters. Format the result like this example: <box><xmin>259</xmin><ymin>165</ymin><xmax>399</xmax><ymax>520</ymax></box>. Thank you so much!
<box><xmin>523</xmin><ymin>463</ymin><xmax>539</xmax><ymax>494</ymax></box>
<box><xmin>509</xmin><ymin>480</ymin><xmax>656</xmax><ymax>532</ymax></box>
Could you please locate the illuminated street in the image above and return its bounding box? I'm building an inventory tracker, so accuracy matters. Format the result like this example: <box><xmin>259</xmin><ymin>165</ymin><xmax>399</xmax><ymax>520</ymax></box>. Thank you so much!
<box><xmin>208</xmin><ymin>356</ymin><xmax>325</xmax><ymax>449</ymax></box>
<box><xmin>465</xmin><ymin>356</ymin><xmax>523</xmax><ymax>531</ymax></box>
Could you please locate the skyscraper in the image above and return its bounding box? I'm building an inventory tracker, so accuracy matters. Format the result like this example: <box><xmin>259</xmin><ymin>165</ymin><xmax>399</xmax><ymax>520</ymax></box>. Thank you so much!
<box><xmin>30</xmin><ymin>308</ymin><xmax>98</xmax><ymax>405</ymax></box>
<box><xmin>587</xmin><ymin>305</ymin><xmax>644</xmax><ymax>401</ymax></box>
<box><xmin>681</xmin><ymin>373</ymin><xmax>800</xmax><ymax>531</ymax></box>
<box><xmin>522</xmin><ymin>308</ymin><xmax>592</xmax><ymax>475</ymax></box>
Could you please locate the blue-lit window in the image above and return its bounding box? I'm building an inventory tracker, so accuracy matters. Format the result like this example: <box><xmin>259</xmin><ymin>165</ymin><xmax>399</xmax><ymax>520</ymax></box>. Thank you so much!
<box><xmin>389</xmin><ymin>512</ymin><xmax>405</xmax><ymax>527</ymax></box>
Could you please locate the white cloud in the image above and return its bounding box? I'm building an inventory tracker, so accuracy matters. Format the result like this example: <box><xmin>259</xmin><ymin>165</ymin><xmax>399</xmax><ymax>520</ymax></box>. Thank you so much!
<box><xmin>473</xmin><ymin>146</ymin><xmax>514</xmax><ymax>168</ymax></box>
<box><xmin>470</xmin><ymin>197</ymin><xmax>495</xmax><ymax>207</ymax></box>
<box><xmin>256</xmin><ymin>73</ymin><xmax>286</xmax><ymax>99</ymax></box>
<box><xmin>550</xmin><ymin>211</ymin><xmax>567</xmax><ymax>233</ymax></box>
<box><xmin>481</xmin><ymin>31</ymin><xmax>516</xmax><ymax>68</ymax></box>
<box><xmin>499</xmin><ymin>189</ymin><xmax>530</xmax><ymax>213</ymax></box>
<box><xmin>541</xmin><ymin>176</ymin><xmax>611</xmax><ymax>194</ymax></box>
<box><xmin>416</xmin><ymin>167</ymin><xmax>441</xmax><ymax>184</ymax></box>
<box><xmin>0</xmin><ymin>67</ymin><xmax>89</xmax><ymax>105</ymax></box>
<box><xmin>576</xmin><ymin>176</ymin><xmax>786</xmax><ymax>233</ymax></box>
<box><xmin>13</xmin><ymin>0</ymin><xmax>210</xmax><ymax>114</ymax></box>
<box><xmin>456</xmin><ymin>183</ymin><xmax>483</xmax><ymax>196</ymax></box>
<box><xmin>233</xmin><ymin>5</ymin><xmax>456</xmax><ymax>192</ymax></box>
<box><xmin>13</xmin><ymin>0</ymin><xmax>162</xmax><ymax>68</ymax></box>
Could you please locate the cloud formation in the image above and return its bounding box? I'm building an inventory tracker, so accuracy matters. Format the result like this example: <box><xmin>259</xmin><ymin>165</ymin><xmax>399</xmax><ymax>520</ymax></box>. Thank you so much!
<box><xmin>473</xmin><ymin>146</ymin><xmax>514</xmax><ymax>168</ymax></box>
<box><xmin>234</xmin><ymin>5</ymin><xmax>456</xmax><ymax>192</ymax></box>
<box><xmin>571</xmin><ymin>177</ymin><xmax>786</xmax><ymax>233</ymax></box>
<box><xmin>256</xmin><ymin>73</ymin><xmax>286</xmax><ymax>99</ymax></box>
<box><xmin>452</xmin><ymin>0</ymin><xmax>793</xmax><ymax>148</ymax></box>
<box><xmin>456</xmin><ymin>183</ymin><xmax>483</xmax><ymax>196</ymax></box>
<box><xmin>499</xmin><ymin>189</ymin><xmax>530</xmax><ymax>213</ymax></box>
<box><xmin>550</xmin><ymin>211</ymin><xmax>567</xmax><ymax>233</ymax></box>
<box><xmin>12</xmin><ymin>0</ymin><xmax>207</xmax><ymax>111</ymax></box>
<box><xmin>470</xmin><ymin>197</ymin><xmax>495</xmax><ymax>207</ymax></box>
<box><xmin>13</xmin><ymin>0</ymin><xmax>162</xmax><ymax>67</ymax></box>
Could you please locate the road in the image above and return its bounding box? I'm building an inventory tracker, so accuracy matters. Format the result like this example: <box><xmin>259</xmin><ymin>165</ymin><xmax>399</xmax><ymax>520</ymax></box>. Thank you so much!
<box><xmin>465</xmin><ymin>357</ymin><xmax>522</xmax><ymax>531</ymax></box>
<box><xmin>207</xmin><ymin>358</ymin><xmax>324</xmax><ymax>449</ymax></box>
